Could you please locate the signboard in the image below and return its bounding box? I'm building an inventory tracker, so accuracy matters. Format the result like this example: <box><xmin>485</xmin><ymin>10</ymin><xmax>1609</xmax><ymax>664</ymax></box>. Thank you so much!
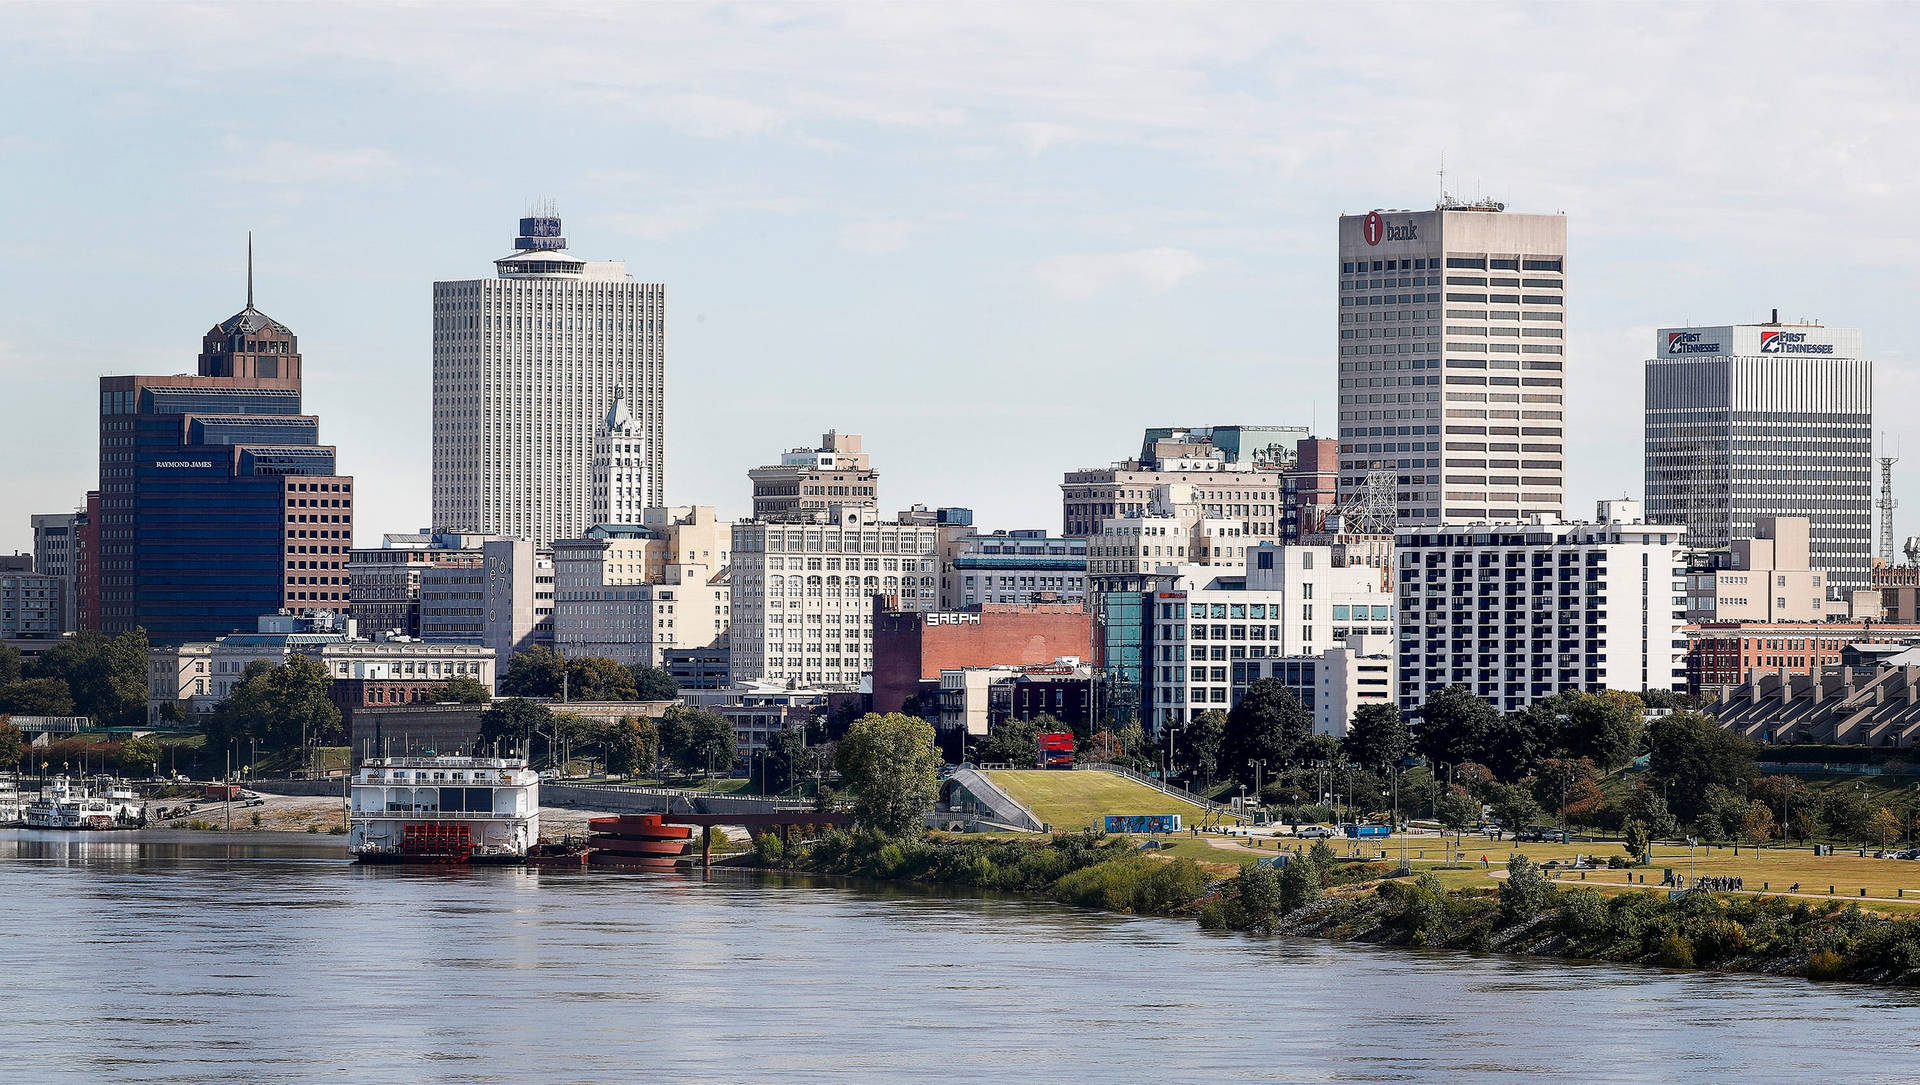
<box><xmin>924</xmin><ymin>612</ymin><xmax>982</xmax><ymax>626</ymax></box>
<box><xmin>1105</xmin><ymin>814</ymin><xmax>1183</xmax><ymax>834</ymax></box>
<box><xmin>1361</xmin><ymin>210</ymin><xmax>1420</xmax><ymax>246</ymax></box>
<box><xmin>1037</xmin><ymin>731</ymin><xmax>1074</xmax><ymax>769</ymax></box>
<box><xmin>153</xmin><ymin>461</ymin><xmax>215</xmax><ymax>469</ymax></box>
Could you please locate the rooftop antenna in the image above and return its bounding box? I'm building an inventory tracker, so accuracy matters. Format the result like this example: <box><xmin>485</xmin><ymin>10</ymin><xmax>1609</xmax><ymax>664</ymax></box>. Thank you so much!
<box><xmin>1437</xmin><ymin>152</ymin><xmax>1447</xmax><ymax>206</ymax></box>
<box><xmin>1881</xmin><ymin>432</ymin><xmax>1900</xmax><ymax>566</ymax></box>
<box><xmin>246</xmin><ymin>231</ymin><xmax>254</xmax><ymax>310</ymax></box>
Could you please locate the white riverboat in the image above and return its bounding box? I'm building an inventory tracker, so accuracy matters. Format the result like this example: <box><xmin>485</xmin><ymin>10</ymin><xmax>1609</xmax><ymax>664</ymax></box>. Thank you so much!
<box><xmin>348</xmin><ymin>754</ymin><xmax>539</xmax><ymax>863</ymax></box>
<box><xmin>0</xmin><ymin>778</ymin><xmax>22</xmax><ymax>827</ymax></box>
<box><xmin>24</xmin><ymin>776</ymin><xmax>119</xmax><ymax>830</ymax></box>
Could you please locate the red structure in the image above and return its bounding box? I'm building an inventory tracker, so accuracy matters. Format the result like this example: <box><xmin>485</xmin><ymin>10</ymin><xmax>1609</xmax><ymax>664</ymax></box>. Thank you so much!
<box><xmin>588</xmin><ymin>814</ymin><xmax>694</xmax><ymax>869</ymax></box>
<box><xmin>74</xmin><ymin>491</ymin><xmax>99</xmax><ymax>632</ymax></box>
<box><xmin>871</xmin><ymin>600</ymin><xmax>1095</xmax><ymax>713</ymax></box>
<box><xmin>1037</xmin><ymin>731</ymin><xmax>1074</xmax><ymax>768</ymax></box>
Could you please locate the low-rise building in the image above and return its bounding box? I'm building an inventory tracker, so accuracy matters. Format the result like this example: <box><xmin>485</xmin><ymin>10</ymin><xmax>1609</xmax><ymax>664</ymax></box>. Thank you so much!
<box><xmin>937</xmin><ymin>658</ymin><xmax>1094</xmax><ymax>739</ymax></box>
<box><xmin>871</xmin><ymin>602</ymin><xmax>1094</xmax><ymax>713</ymax></box>
<box><xmin>348</xmin><ymin>531</ymin><xmax>493</xmax><ymax>638</ymax></box>
<box><xmin>748</xmin><ymin>431</ymin><xmax>878</xmax><ymax>523</ymax></box>
<box><xmin>1714</xmin><ymin>660</ymin><xmax>1920</xmax><ymax>747</ymax></box>
<box><xmin>551</xmin><ymin>512</ymin><xmax>731</xmax><ymax>668</ymax></box>
<box><xmin>1684</xmin><ymin>621</ymin><xmax>1920</xmax><ymax>699</ymax></box>
<box><xmin>1227</xmin><ymin>634</ymin><xmax>1394</xmax><ymax>737</ymax></box>
<box><xmin>0</xmin><ymin>567</ymin><xmax>64</xmax><ymax>645</ymax></box>
<box><xmin>940</xmin><ymin>529</ymin><xmax>1086</xmax><ymax>609</ymax></box>
<box><xmin>1684</xmin><ymin>516</ymin><xmax>1827</xmax><ymax>623</ymax></box>
<box><xmin>419</xmin><ymin>538</ymin><xmax>552</xmax><ymax>666</ymax></box>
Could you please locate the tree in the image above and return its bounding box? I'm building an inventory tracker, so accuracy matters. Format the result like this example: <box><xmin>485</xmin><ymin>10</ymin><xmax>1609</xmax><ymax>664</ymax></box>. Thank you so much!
<box><xmin>0</xmin><ymin>718</ymin><xmax>20</xmax><ymax>770</ymax></box>
<box><xmin>1533</xmin><ymin>758</ymin><xmax>1604</xmax><ymax>826</ymax></box>
<box><xmin>1489</xmin><ymin>783</ymin><xmax>1542</xmax><ymax>836</ymax></box>
<box><xmin>1617</xmin><ymin>783</ymin><xmax>1679</xmax><ymax>842</ymax></box>
<box><xmin>498</xmin><ymin>645</ymin><xmax>567</xmax><ymax>697</ymax></box>
<box><xmin>1235</xmin><ymin>863</ymin><xmax>1284</xmax><ymax>932</ymax></box>
<box><xmin>973</xmin><ymin>716</ymin><xmax>1044</xmax><ymax>766</ymax></box>
<box><xmin>1868</xmin><ymin>807</ymin><xmax>1903</xmax><ymax>850</ymax></box>
<box><xmin>0</xmin><ymin>643</ymin><xmax>21</xmax><ymax>685</ymax></box>
<box><xmin>565</xmin><ymin>656</ymin><xmax>637</xmax><ymax>701</ymax></box>
<box><xmin>628</xmin><ymin>664</ymin><xmax>680</xmax><ymax>702</ymax></box>
<box><xmin>1740</xmin><ymin>800</ymin><xmax>1777</xmax><ymax>852</ymax></box>
<box><xmin>1499</xmin><ymin>853</ymin><xmax>1553</xmax><ymax>925</ymax></box>
<box><xmin>602</xmin><ymin>716</ymin><xmax>658</xmax><ymax>776</ymax></box>
<box><xmin>429</xmin><ymin>676</ymin><xmax>492</xmax><ymax>704</ymax></box>
<box><xmin>834</xmin><ymin>713</ymin><xmax>943</xmax><ymax>838</ymax></box>
<box><xmin>477</xmin><ymin>698</ymin><xmax>555</xmax><ymax>760</ymax></box>
<box><xmin>1413</xmin><ymin>685</ymin><xmax>1499</xmax><ymax>765</ymax></box>
<box><xmin>767</xmin><ymin>726</ymin><xmax>821</xmax><ymax>794</ymax></box>
<box><xmin>658</xmin><ymin>705</ymin><xmax>734</xmax><ymax>775</ymax></box>
<box><xmin>1646</xmin><ymin>711</ymin><xmax>1756</xmax><ymax>821</ymax></box>
<box><xmin>119</xmin><ymin>734</ymin><xmax>160</xmax><ymax>777</ymax></box>
<box><xmin>1180</xmin><ymin>709</ymin><xmax>1228</xmax><ymax>789</ymax></box>
<box><xmin>1342</xmin><ymin>703</ymin><xmax>1409</xmax><ymax>770</ymax></box>
<box><xmin>1623</xmin><ymin>819</ymin><xmax>1649</xmax><ymax>863</ymax></box>
<box><xmin>1223</xmin><ymin>680</ymin><xmax>1313</xmax><ymax>785</ymax></box>
<box><xmin>31</xmin><ymin>628</ymin><xmax>148</xmax><ymax>727</ymax></box>
<box><xmin>0</xmin><ymin>678</ymin><xmax>74</xmax><ymax>717</ymax></box>
<box><xmin>1279</xmin><ymin>851</ymin><xmax>1321</xmax><ymax>914</ymax></box>
<box><xmin>1437</xmin><ymin>788</ymin><xmax>1479</xmax><ymax>833</ymax></box>
<box><xmin>208</xmin><ymin>656</ymin><xmax>342</xmax><ymax>761</ymax></box>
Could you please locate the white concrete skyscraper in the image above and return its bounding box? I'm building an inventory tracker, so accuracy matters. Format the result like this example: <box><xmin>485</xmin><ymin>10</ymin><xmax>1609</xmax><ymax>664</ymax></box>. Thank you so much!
<box><xmin>1336</xmin><ymin>200</ymin><xmax>1567</xmax><ymax>527</ymax></box>
<box><xmin>432</xmin><ymin>211</ymin><xmax>665</xmax><ymax>546</ymax></box>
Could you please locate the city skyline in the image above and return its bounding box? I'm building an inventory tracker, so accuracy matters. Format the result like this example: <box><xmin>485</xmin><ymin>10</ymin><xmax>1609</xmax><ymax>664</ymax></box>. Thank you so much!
<box><xmin>4</xmin><ymin>5</ymin><xmax>1918</xmax><ymax>551</ymax></box>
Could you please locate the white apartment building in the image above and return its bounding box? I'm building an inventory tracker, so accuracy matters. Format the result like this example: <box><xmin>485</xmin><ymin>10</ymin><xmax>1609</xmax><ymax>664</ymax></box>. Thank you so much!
<box><xmin>728</xmin><ymin>506</ymin><xmax>941</xmax><ymax>687</ymax></box>
<box><xmin>1232</xmin><ymin>633</ymin><xmax>1395</xmax><ymax>737</ymax></box>
<box><xmin>431</xmin><ymin>211</ymin><xmax>665</xmax><ymax>546</ymax></box>
<box><xmin>552</xmin><ymin>514</ymin><xmax>731</xmax><ymax>668</ymax></box>
<box><xmin>1146</xmin><ymin>544</ymin><xmax>1393</xmax><ymax>727</ymax></box>
<box><xmin>1395</xmin><ymin>500</ymin><xmax>1688</xmax><ymax>713</ymax></box>
<box><xmin>1337</xmin><ymin>201</ymin><xmax>1568</xmax><ymax>526</ymax></box>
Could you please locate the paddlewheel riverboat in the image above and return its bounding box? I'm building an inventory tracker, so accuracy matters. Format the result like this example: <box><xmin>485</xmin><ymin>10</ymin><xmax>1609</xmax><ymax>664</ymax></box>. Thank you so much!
<box><xmin>348</xmin><ymin>755</ymin><xmax>538</xmax><ymax>863</ymax></box>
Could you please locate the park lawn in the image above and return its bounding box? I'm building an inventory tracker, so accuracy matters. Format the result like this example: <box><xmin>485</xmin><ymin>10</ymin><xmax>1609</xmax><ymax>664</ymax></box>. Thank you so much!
<box><xmin>987</xmin><ymin>770</ymin><xmax>1241</xmax><ymax>831</ymax></box>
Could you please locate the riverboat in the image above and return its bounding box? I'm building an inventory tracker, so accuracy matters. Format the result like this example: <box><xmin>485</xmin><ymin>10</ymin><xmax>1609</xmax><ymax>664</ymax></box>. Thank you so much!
<box><xmin>348</xmin><ymin>754</ymin><xmax>539</xmax><ymax>863</ymax></box>
<box><xmin>0</xmin><ymin>778</ymin><xmax>22</xmax><ymax>826</ymax></box>
<box><xmin>24</xmin><ymin>776</ymin><xmax>119</xmax><ymax>830</ymax></box>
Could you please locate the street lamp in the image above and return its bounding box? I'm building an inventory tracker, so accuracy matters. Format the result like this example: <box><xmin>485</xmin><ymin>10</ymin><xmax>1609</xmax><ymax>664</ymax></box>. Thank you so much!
<box><xmin>1247</xmin><ymin>759</ymin><xmax>1267</xmax><ymax>822</ymax></box>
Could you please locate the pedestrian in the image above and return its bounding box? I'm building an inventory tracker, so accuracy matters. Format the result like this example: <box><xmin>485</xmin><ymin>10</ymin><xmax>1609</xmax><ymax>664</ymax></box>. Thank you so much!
<box><xmin>1481</xmin><ymin>854</ymin><xmax>1489</xmax><ymax>870</ymax></box>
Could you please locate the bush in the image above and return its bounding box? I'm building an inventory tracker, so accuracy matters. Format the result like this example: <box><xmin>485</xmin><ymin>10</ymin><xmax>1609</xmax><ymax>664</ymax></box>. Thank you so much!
<box><xmin>1233</xmin><ymin>863</ymin><xmax>1283</xmax><ymax>933</ymax></box>
<box><xmin>1051</xmin><ymin>856</ymin><xmax>1205</xmax><ymax>915</ymax></box>
<box><xmin>1659</xmin><ymin>932</ymin><xmax>1696</xmax><ymax>968</ymax></box>
<box><xmin>1557</xmin><ymin>888</ymin><xmax>1610</xmax><ymax>945</ymax></box>
<box><xmin>1806</xmin><ymin>949</ymin><xmax>1846</xmax><ymax>981</ymax></box>
<box><xmin>754</xmin><ymin>832</ymin><xmax>786</xmax><ymax>867</ymax></box>
<box><xmin>1499</xmin><ymin>853</ymin><xmax>1553</xmax><ymax>926</ymax></box>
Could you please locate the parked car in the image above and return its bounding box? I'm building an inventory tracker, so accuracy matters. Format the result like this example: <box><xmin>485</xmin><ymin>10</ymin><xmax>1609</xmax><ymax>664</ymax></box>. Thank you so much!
<box><xmin>1294</xmin><ymin>825</ymin><xmax>1338</xmax><ymax>839</ymax></box>
<box><xmin>1516</xmin><ymin>826</ymin><xmax>1570</xmax><ymax>843</ymax></box>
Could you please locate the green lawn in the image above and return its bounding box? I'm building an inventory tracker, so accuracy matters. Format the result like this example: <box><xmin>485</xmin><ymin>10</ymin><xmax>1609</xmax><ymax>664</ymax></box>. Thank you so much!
<box><xmin>987</xmin><ymin>770</ymin><xmax>1242</xmax><ymax>832</ymax></box>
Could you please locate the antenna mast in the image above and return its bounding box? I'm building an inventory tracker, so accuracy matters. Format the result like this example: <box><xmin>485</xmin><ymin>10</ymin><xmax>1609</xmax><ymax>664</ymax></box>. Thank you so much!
<box><xmin>1880</xmin><ymin>433</ymin><xmax>1899</xmax><ymax>565</ymax></box>
<box><xmin>246</xmin><ymin>231</ymin><xmax>254</xmax><ymax>309</ymax></box>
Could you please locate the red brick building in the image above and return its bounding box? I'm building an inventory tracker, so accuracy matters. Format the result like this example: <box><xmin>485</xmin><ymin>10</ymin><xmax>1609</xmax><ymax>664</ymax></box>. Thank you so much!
<box><xmin>1686</xmin><ymin>621</ymin><xmax>1920</xmax><ymax>698</ymax></box>
<box><xmin>872</xmin><ymin>602</ymin><xmax>1095</xmax><ymax>712</ymax></box>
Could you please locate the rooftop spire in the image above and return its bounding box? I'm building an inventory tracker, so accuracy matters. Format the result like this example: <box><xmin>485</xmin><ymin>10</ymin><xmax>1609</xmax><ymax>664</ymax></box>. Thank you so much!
<box><xmin>247</xmin><ymin>231</ymin><xmax>255</xmax><ymax>310</ymax></box>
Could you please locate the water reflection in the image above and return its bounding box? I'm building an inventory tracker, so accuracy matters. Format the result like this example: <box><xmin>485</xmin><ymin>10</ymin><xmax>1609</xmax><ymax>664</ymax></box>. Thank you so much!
<box><xmin>0</xmin><ymin>833</ymin><xmax>1915</xmax><ymax>1083</ymax></box>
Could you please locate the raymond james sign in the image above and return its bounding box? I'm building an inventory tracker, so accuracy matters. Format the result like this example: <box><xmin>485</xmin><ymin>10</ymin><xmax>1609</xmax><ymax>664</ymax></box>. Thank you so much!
<box><xmin>153</xmin><ymin>461</ymin><xmax>214</xmax><ymax>468</ymax></box>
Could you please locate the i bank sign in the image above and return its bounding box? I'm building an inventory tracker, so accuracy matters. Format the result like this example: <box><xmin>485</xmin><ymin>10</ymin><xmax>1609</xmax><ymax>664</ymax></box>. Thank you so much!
<box><xmin>1666</xmin><ymin>331</ymin><xmax>1722</xmax><ymax>355</ymax></box>
<box><xmin>1362</xmin><ymin>211</ymin><xmax>1419</xmax><ymax>246</ymax></box>
<box><xmin>1760</xmin><ymin>330</ymin><xmax>1835</xmax><ymax>355</ymax></box>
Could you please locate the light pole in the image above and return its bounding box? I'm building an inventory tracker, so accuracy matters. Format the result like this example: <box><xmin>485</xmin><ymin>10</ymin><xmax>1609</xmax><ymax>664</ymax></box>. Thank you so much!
<box><xmin>1247</xmin><ymin>759</ymin><xmax>1266</xmax><ymax>823</ymax></box>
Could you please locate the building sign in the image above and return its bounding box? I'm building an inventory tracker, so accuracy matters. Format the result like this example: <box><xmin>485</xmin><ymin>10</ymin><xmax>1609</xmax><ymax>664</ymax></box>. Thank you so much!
<box><xmin>1665</xmin><ymin>331</ymin><xmax>1722</xmax><ymax>355</ymax></box>
<box><xmin>1760</xmin><ymin>330</ymin><xmax>1835</xmax><ymax>355</ymax></box>
<box><xmin>1362</xmin><ymin>211</ymin><xmax>1419</xmax><ymax>246</ymax></box>
<box><xmin>924</xmin><ymin>612</ymin><xmax>982</xmax><ymax>626</ymax></box>
<box><xmin>153</xmin><ymin>461</ymin><xmax>214</xmax><ymax>468</ymax></box>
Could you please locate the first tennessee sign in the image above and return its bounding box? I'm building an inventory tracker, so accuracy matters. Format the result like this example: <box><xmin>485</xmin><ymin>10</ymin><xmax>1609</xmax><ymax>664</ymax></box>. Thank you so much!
<box><xmin>1362</xmin><ymin>211</ymin><xmax>1419</xmax><ymax>246</ymax></box>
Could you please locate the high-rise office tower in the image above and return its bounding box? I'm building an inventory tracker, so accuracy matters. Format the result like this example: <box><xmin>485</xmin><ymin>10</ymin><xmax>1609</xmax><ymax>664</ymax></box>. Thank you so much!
<box><xmin>96</xmin><ymin>248</ymin><xmax>354</xmax><ymax>642</ymax></box>
<box><xmin>1336</xmin><ymin>201</ymin><xmax>1568</xmax><ymax>526</ymax></box>
<box><xmin>591</xmin><ymin>389</ymin><xmax>649</xmax><ymax>526</ymax></box>
<box><xmin>432</xmin><ymin>210</ymin><xmax>665</xmax><ymax>546</ymax></box>
<box><xmin>1644</xmin><ymin>317</ymin><xmax>1873</xmax><ymax>594</ymax></box>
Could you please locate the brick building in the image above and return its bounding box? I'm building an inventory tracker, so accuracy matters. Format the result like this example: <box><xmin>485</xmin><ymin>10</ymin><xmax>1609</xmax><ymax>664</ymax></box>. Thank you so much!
<box><xmin>871</xmin><ymin>601</ymin><xmax>1095</xmax><ymax>713</ymax></box>
<box><xmin>1685</xmin><ymin>621</ymin><xmax>1920</xmax><ymax>699</ymax></box>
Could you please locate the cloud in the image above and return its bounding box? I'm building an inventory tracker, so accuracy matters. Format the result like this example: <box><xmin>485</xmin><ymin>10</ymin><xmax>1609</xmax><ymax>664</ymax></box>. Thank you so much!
<box><xmin>1033</xmin><ymin>247</ymin><xmax>1203</xmax><ymax>301</ymax></box>
<box><xmin>211</xmin><ymin>139</ymin><xmax>404</xmax><ymax>187</ymax></box>
<box><xmin>839</xmin><ymin>219</ymin><xmax>913</xmax><ymax>253</ymax></box>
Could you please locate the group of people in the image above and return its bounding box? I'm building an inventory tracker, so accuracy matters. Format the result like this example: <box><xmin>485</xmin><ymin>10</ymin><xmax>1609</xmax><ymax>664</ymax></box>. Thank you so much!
<box><xmin>1663</xmin><ymin>872</ymin><xmax>1744</xmax><ymax>892</ymax></box>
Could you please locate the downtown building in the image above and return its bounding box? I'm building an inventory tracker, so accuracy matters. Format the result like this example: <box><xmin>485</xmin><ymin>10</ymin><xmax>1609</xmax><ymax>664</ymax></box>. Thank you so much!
<box><xmin>748</xmin><ymin>431</ymin><xmax>878</xmax><ymax>523</ymax></box>
<box><xmin>1336</xmin><ymin>201</ymin><xmax>1568</xmax><ymax>526</ymax></box>
<box><xmin>1644</xmin><ymin>318</ymin><xmax>1872</xmax><ymax>595</ymax></box>
<box><xmin>96</xmin><ymin>268</ymin><xmax>354</xmax><ymax>643</ymax></box>
<box><xmin>551</xmin><ymin>508</ymin><xmax>732</xmax><ymax>669</ymax></box>
<box><xmin>1060</xmin><ymin>425</ymin><xmax>1301</xmax><ymax>540</ymax></box>
<box><xmin>1395</xmin><ymin>501</ymin><xmax>1687</xmax><ymax>713</ymax></box>
<box><xmin>431</xmin><ymin>212</ymin><xmax>665</xmax><ymax>547</ymax></box>
<box><xmin>29</xmin><ymin>512</ymin><xmax>78</xmax><ymax>633</ymax></box>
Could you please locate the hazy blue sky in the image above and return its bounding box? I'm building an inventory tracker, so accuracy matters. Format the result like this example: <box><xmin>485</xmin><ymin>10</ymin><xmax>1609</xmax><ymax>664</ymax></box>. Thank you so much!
<box><xmin>3</xmin><ymin>3</ymin><xmax>1916</xmax><ymax>554</ymax></box>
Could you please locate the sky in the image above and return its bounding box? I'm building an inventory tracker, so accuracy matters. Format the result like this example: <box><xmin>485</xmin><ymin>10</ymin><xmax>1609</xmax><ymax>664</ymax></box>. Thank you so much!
<box><xmin>2</xmin><ymin>2</ymin><xmax>1918</xmax><ymax>555</ymax></box>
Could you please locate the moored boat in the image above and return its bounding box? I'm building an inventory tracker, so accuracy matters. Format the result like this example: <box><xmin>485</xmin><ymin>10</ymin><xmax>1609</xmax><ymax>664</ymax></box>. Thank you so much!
<box><xmin>23</xmin><ymin>776</ymin><xmax>118</xmax><ymax>830</ymax></box>
<box><xmin>348</xmin><ymin>754</ymin><xmax>539</xmax><ymax>863</ymax></box>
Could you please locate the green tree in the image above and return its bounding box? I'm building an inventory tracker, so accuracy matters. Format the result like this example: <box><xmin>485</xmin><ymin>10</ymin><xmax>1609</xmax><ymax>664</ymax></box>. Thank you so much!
<box><xmin>477</xmin><ymin>698</ymin><xmax>555</xmax><ymax>760</ymax></box>
<box><xmin>1617</xmin><ymin>784</ymin><xmax>1679</xmax><ymax>842</ymax></box>
<box><xmin>0</xmin><ymin>678</ymin><xmax>75</xmax><ymax>717</ymax></box>
<box><xmin>1490</xmin><ymin>783</ymin><xmax>1542</xmax><ymax>835</ymax></box>
<box><xmin>1183</xmin><ymin>709</ymin><xmax>1227</xmax><ymax>789</ymax></box>
<box><xmin>1342</xmin><ymin>703</ymin><xmax>1409</xmax><ymax>770</ymax></box>
<box><xmin>119</xmin><ymin>734</ymin><xmax>160</xmax><ymax>777</ymax></box>
<box><xmin>1437</xmin><ymin>787</ymin><xmax>1479</xmax><ymax>833</ymax></box>
<box><xmin>0</xmin><ymin>643</ymin><xmax>21</xmax><ymax>685</ymax></box>
<box><xmin>1559</xmin><ymin>690</ymin><xmax>1646</xmax><ymax>772</ymax></box>
<box><xmin>211</xmin><ymin>656</ymin><xmax>342</xmax><ymax>756</ymax></box>
<box><xmin>602</xmin><ymin>716</ymin><xmax>657</xmax><ymax>776</ymax></box>
<box><xmin>658</xmin><ymin>705</ymin><xmax>735</xmax><ymax>775</ymax></box>
<box><xmin>972</xmin><ymin>716</ymin><xmax>1044</xmax><ymax>766</ymax></box>
<box><xmin>1234</xmin><ymin>863</ymin><xmax>1284</xmax><ymax>932</ymax></box>
<box><xmin>0</xmin><ymin>717</ymin><xmax>21</xmax><ymax>770</ymax></box>
<box><xmin>428</xmin><ymin>676</ymin><xmax>492</xmax><ymax>704</ymax></box>
<box><xmin>498</xmin><ymin>645</ymin><xmax>567</xmax><ymax>697</ymax></box>
<box><xmin>1623</xmin><ymin>819</ymin><xmax>1649</xmax><ymax>863</ymax></box>
<box><xmin>31</xmin><ymin>628</ymin><xmax>148</xmax><ymax>727</ymax></box>
<box><xmin>1868</xmin><ymin>807</ymin><xmax>1903</xmax><ymax>849</ymax></box>
<box><xmin>1646</xmin><ymin>711</ymin><xmax>1756</xmax><ymax>821</ymax></box>
<box><xmin>767</xmin><ymin>726</ymin><xmax>820</xmax><ymax>793</ymax></box>
<box><xmin>1279</xmin><ymin>851</ymin><xmax>1321</xmax><ymax>914</ymax></box>
<box><xmin>565</xmin><ymin>656</ymin><xmax>637</xmax><ymax>701</ymax></box>
<box><xmin>628</xmin><ymin>664</ymin><xmax>680</xmax><ymax>702</ymax></box>
<box><xmin>1499</xmin><ymin>853</ymin><xmax>1553</xmax><ymax>925</ymax></box>
<box><xmin>1413</xmin><ymin>685</ymin><xmax>1499</xmax><ymax>765</ymax></box>
<box><xmin>834</xmin><ymin>712</ymin><xmax>943</xmax><ymax>838</ymax></box>
<box><xmin>1223</xmin><ymin>680</ymin><xmax>1313</xmax><ymax>785</ymax></box>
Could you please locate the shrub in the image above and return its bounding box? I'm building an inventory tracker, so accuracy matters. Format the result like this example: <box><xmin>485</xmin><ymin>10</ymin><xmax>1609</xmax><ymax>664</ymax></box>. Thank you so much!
<box><xmin>1499</xmin><ymin>853</ymin><xmax>1553</xmax><ymax>926</ymax></box>
<box><xmin>1051</xmin><ymin>856</ymin><xmax>1205</xmax><ymax>915</ymax></box>
<box><xmin>1234</xmin><ymin>864</ymin><xmax>1283</xmax><ymax>933</ymax></box>
<box><xmin>1280</xmin><ymin>854</ymin><xmax>1321</xmax><ymax>915</ymax></box>
<box><xmin>754</xmin><ymin>831</ymin><xmax>786</xmax><ymax>867</ymax></box>
<box><xmin>1806</xmin><ymin>949</ymin><xmax>1846</xmax><ymax>981</ymax></box>
<box><xmin>1658</xmin><ymin>932</ymin><xmax>1696</xmax><ymax>968</ymax></box>
<box><xmin>1557</xmin><ymin>888</ymin><xmax>1610</xmax><ymax>945</ymax></box>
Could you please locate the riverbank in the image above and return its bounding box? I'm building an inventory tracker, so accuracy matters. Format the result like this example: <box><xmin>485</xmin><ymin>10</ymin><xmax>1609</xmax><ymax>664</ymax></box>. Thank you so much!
<box><xmin>753</xmin><ymin>828</ymin><xmax>1920</xmax><ymax>988</ymax></box>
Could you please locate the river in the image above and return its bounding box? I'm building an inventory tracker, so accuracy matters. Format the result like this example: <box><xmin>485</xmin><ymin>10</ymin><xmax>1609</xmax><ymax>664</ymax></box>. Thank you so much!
<box><xmin>2</xmin><ymin>831</ymin><xmax>1916</xmax><ymax>1083</ymax></box>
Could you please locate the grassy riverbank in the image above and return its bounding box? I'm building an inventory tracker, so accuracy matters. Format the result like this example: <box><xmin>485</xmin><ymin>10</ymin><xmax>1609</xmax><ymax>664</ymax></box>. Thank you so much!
<box><xmin>755</xmin><ymin>828</ymin><xmax>1920</xmax><ymax>987</ymax></box>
